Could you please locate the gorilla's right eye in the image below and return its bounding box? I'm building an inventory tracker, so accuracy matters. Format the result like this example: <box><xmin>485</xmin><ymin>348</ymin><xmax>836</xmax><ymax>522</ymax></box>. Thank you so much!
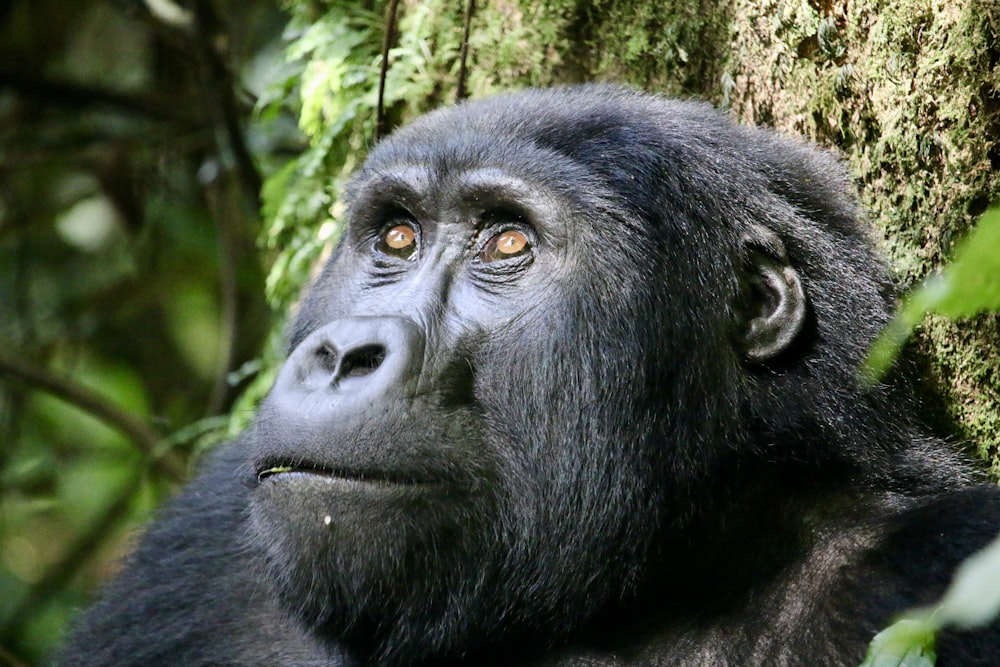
<box><xmin>376</xmin><ymin>224</ymin><xmax>418</xmax><ymax>259</ymax></box>
<box><xmin>479</xmin><ymin>230</ymin><xmax>531</xmax><ymax>263</ymax></box>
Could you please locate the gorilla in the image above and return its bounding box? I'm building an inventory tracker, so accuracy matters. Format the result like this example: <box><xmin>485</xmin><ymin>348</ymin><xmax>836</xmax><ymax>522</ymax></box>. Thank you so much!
<box><xmin>61</xmin><ymin>85</ymin><xmax>1000</xmax><ymax>666</ymax></box>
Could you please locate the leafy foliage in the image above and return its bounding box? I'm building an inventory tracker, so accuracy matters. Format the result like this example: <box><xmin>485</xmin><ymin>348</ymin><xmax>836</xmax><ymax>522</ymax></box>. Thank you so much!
<box><xmin>865</xmin><ymin>206</ymin><xmax>1000</xmax><ymax>380</ymax></box>
<box><xmin>860</xmin><ymin>532</ymin><xmax>1000</xmax><ymax>666</ymax></box>
<box><xmin>860</xmin><ymin>207</ymin><xmax>1000</xmax><ymax>664</ymax></box>
<box><xmin>0</xmin><ymin>1</ymin><xmax>283</xmax><ymax>662</ymax></box>
<box><xmin>860</xmin><ymin>618</ymin><xmax>936</xmax><ymax>667</ymax></box>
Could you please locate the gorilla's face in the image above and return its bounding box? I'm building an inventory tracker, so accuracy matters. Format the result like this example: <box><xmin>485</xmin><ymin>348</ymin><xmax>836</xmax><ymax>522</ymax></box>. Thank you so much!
<box><xmin>246</xmin><ymin>87</ymin><xmax>817</xmax><ymax>664</ymax></box>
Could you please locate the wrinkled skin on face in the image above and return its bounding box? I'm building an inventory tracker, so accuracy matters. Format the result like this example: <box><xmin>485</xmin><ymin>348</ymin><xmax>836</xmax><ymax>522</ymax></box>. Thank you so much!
<box><xmin>60</xmin><ymin>86</ymin><xmax>1000</xmax><ymax>667</ymax></box>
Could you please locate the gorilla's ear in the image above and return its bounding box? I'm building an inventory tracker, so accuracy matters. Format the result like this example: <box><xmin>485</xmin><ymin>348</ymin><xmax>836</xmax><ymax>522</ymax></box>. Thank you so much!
<box><xmin>735</xmin><ymin>225</ymin><xmax>807</xmax><ymax>362</ymax></box>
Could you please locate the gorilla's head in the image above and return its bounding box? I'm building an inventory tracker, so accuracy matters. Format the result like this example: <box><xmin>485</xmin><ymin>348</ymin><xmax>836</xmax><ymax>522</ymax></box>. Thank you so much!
<box><xmin>247</xmin><ymin>86</ymin><xmax>900</xmax><ymax>665</ymax></box>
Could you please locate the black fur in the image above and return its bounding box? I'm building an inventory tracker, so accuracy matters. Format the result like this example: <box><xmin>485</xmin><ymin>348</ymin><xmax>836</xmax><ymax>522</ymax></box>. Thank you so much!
<box><xmin>60</xmin><ymin>86</ymin><xmax>1000</xmax><ymax>667</ymax></box>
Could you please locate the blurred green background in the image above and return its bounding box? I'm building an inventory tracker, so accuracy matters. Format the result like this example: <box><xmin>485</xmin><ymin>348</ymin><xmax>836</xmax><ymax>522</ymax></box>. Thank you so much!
<box><xmin>0</xmin><ymin>1</ymin><xmax>287</xmax><ymax>662</ymax></box>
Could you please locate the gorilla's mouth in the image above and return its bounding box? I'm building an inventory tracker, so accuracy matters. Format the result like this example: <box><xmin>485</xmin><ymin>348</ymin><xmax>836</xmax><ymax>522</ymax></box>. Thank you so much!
<box><xmin>256</xmin><ymin>461</ymin><xmax>441</xmax><ymax>488</ymax></box>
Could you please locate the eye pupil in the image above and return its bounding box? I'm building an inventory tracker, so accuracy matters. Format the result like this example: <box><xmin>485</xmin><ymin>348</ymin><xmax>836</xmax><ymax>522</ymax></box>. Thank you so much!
<box><xmin>377</xmin><ymin>224</ymin><xmax>417</xmax><ymax>259</ymax></box>
<box><xmin>386</xmin><ymin>225</ymin><xmax>415</xmax><ymax>249</ymax></box>
<box><xmin>481</xmin><ymin>230</ymin><xmax>530</xmax><ymax>263</ymax></box>
<box><xmin>498</xmin><ymin>232</ymin><xmax>524</xmax><ymax>252</ymax></box>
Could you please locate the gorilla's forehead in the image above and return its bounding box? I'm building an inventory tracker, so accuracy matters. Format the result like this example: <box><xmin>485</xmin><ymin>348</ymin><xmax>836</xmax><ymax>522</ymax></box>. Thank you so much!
<box><xmin>352</xmin><ymin>85</ymin><xmax>763</xmax><ymax>231</ymax></box>
<box><xmin>350</xmin><ymin>157</ymin><xmax>610</xmax><ymax>233</ymax></box>
<box><xmin>355</xmin><ymin>122</ymin><xmax>615</xmax><ymax>209</ymax></box>
<box><xmin>386</xmin><ymin>84</ymin><xmax>726</xmax><ymax>158</ymax></box>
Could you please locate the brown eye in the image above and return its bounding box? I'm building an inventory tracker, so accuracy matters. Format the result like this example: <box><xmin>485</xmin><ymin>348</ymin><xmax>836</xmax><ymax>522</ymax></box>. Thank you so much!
<box><xmin>377</xmin><ymin>224</ymin><xmax>417</xmax><ymax>259</ymax></box>
<box><xmin>480</xmin><ymin>230</ymin><xmax>531</xmax><ymax>263</ymax></box>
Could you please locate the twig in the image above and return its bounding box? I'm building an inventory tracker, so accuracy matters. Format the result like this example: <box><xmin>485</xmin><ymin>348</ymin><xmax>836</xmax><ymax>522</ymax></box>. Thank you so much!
<box><xmin>0</xmin><ymin>355</ymin><xmax>185</xmax><ymax>480</ymax></box>
<box><xmin>201</xmin><ymin>176</ymin><xmax>243</xmax><ymax>416</ymax></box>
<box><xmin>129</xmin><ymin>0</ymin><xmax>261</xmax><ymax>200</ymax></box>
<box><xmin>375</xmin><ymin>0</ymin><xmax>402</xmax><ymax>142</ymax></box>
<box><xmin>189</xmin><ymin>0</ymin><xmax>262</xmax><ymax>201</ymax></box>
<box><xmin>456</xmin><ymin>0</ymin><xmax>477</xmax><ymax>101</ymax></box>
<box><xmin>135</xmin><ymin>0</ymin><xmax>268</xmax><ymax>413</ymax></box>
<box><xmin>187</xmin><ymin>0</ymin><xmax>267</xmax><ymax>415</ymax></box>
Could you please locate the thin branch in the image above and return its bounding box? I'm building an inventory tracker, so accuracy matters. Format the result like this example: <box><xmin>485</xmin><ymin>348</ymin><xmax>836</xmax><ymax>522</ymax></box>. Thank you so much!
<box><xmin>132</xmin><ymin>0</ymin><xmax>267</xmax><ymax>414</ymax></box>
<box><xmin>456</xmin><ymin>0</ymin><xmax>477</xmax><ymax>101</ymax></box>
<box><xmin>376</xmin><ymin>0</ymin><xmax>402</xmax><ymax>142</ymax></box>
<box><xmin>189</xmin><ymin>0</ymin><xmax>262</xmax><ymax>201</ymax></box>
<box><xmin>187</xmin><ymin>0</ymin><xmax>267</xmax><ymax>414</ymax></box>
<box><xmin>202</xmin><ymin>176</ymin><xmax>243</xmax><ymax>416</ymax></box>
<box><xmin>0</xmin><ymin>355</ymin><xmax>185</xmax><ymax>480</ymax></box>
<box><xmin>129</xmin><ymin>0</ymin><xmax>262</xmax><ymax>200</ymax></box>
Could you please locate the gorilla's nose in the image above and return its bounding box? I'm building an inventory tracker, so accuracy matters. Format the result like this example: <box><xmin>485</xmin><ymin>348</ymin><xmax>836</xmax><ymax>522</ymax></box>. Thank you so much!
<box><xmin>279</xmin><ymin>316</ymin><xmax>425</xmax><ymax>408</ymax></box>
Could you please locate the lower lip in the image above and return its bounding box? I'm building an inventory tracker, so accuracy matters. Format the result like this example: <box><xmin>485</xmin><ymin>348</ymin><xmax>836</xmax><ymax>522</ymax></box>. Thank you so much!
<box><xmin>259</xmin><ymin>470</ymin><xmax>444</xmax><ymax>493</ymax></box>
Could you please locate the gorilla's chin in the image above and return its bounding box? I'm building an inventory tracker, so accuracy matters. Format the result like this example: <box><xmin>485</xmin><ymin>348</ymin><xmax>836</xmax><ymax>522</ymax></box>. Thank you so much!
<box><xmin>250</xmin><ymin>466</ymin><xmax>624</xmax><ymax>665</ymax></box>
<box><xmin>248</xmin><ymin>472</ymin><xmax>501</xmax><ymax>662</ymax></box>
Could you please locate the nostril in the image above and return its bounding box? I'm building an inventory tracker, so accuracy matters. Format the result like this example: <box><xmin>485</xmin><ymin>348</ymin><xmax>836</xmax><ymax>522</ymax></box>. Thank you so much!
<box><xmin>339</xmin><ymin>345</ymin><xmax>386</xmax><ymax>379</ymax></box>
<box><xmin>315</xmin><ymin>344</ymin><xmax>339</xmax><ymax>373</ymax></box>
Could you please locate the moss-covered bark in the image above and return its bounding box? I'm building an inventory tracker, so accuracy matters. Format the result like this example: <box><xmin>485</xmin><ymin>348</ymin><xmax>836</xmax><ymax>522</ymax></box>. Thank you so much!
<box><xmin>438</xmin><ymin>0</ymin><xmax>999</xmax><ymax>466</ymax></box>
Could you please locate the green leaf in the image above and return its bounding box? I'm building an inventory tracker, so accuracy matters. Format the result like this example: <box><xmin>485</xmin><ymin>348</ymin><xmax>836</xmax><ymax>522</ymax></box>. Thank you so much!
<box><xmin>859</xmin><ymin>617</ymin><xmax>937</xmax><ymax>667</ymax></box>
<box><xmin>861</xmin><ymin>536</ymin><xmax>1000</xmax><ymax>667</ymax></box>
<box><xmin>935</xmin><ymin>534</ymin><xmax>1000</xmax><ymax>629</ymax></box>
<box><xmin>864</xmin><ymin>206</ymin><xmax>1000</xmax><ymax>380</ymax></box>
<box><xmin>904</xmin><ymin>206</ymin><xmax>1000</xmax><ymax>319</ymax></box>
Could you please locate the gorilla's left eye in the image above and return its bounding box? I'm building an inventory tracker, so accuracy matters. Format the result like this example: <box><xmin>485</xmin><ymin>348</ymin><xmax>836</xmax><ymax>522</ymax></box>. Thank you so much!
<box><xmin>376</xmin><ymin>224</ymin><xmax>418</xmax><ymax>259</ymax></box>
<box><xmin>480</xmin><ymin>230</ymin><xmax>531</xmax><ymax>263</ymax></box>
